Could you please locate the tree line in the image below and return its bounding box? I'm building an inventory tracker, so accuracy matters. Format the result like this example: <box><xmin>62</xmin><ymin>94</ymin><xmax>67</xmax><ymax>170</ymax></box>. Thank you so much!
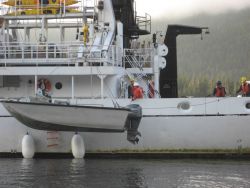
<box><xmin>178</xmin><ymin>74</ymin><xmax>248</xmax><ymax>97</ymax></box>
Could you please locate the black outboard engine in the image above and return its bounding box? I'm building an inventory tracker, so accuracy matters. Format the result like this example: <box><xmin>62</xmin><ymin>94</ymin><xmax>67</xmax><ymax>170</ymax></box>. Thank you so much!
<box><xmin>125</xmin><ymin>104</ymin><xmax>142</xmax><ymax>144</ymax></box>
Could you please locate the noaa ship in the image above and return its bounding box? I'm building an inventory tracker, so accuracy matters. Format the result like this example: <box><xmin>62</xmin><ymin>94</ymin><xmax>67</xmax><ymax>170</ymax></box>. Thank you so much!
<box><xmin>0</xmin><ymin>0</ymin><xmax>250</xmax><ymax>158</ymax></box>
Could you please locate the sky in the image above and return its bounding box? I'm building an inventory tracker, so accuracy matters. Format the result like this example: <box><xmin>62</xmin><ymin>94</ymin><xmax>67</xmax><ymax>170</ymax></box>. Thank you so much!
<box><xmin>1</xmin><ymin>0</ymin><xmax>250</xmax><ymax>19</ymax></box>
<box><xmin>136</xmin><ymin>0</ymin><xmax>250</xmax><ymax>19</ymax></box>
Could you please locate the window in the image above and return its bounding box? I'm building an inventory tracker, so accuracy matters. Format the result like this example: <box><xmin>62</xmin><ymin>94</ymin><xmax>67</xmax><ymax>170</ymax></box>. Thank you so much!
<box><xmin>55</xmin><ymin>82</ymin><xmax>62</xmax><ymax>90</ymax></box>
<box><xmin>3</xmin><ymin>76</ymin><xmax>20</xmax><ymax>87</ymax></box>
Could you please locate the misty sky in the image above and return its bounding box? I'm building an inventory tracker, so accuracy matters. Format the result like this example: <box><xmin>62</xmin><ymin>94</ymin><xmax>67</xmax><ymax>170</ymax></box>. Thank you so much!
<box><xmin>136</xmin><ymin>0</ymin><xmax>250</xmax><ymax>19</ymax></box>
<box><xmin>1</xmin><ymin>0</ymin><xmax>250</xmax><ymax>19</ymax></box>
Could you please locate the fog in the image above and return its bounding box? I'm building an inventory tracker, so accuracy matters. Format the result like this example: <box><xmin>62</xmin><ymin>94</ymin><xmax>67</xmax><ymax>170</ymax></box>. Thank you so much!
<box><xmin>136</xmin><ymin>0</ymin><xmax>250</xmax><ymax>19</ymax></box>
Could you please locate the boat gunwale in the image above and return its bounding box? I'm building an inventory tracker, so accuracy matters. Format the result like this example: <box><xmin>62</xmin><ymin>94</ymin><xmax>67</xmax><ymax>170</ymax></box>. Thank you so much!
<box><xmin>1</xmin><ymin>100</ymin><xmax>132</xmax><ymax>112</ymax></box>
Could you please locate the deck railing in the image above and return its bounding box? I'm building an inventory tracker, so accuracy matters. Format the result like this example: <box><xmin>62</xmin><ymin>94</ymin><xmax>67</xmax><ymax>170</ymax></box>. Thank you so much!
<box><xmin>0</xmin><ymin>42</ymin><xmax>123</xmax><ymax>67</ymax></box>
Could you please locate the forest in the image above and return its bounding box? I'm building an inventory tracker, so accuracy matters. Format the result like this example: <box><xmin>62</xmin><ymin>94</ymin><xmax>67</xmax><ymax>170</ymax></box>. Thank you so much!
<box><xmin>150</xmin><ymin>7</ymin><xmax>250</xmax><ymax>97</ymax></box>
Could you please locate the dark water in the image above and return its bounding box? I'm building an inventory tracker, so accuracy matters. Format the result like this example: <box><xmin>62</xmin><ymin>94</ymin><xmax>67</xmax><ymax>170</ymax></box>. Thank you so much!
<box><xmin>0</xmin><ymin>159</ymin><xmax>250</xmax><ymax>188</ymax></box>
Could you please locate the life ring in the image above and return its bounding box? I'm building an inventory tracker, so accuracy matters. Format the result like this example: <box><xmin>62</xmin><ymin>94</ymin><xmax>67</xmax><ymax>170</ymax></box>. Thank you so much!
<box><xmin>37</xmin><ymin>78</ymin><xmax>52</xmax><ymax>92</ymax></box>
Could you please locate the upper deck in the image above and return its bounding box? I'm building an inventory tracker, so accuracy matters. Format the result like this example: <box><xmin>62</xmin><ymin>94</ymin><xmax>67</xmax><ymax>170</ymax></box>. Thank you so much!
<box><xmin>0</xmin><ymin>0</ymin><xmax>154</xmax><ymax>78</ymax></box>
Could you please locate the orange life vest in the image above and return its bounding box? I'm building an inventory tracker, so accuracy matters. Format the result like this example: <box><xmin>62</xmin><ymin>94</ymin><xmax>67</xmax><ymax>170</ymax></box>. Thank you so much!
<box><xmin>133</xmin><ymin>86</ymin><xmax>143</xmax><ymax>100</ymax></box>
<box><xmin>242</xmin><ymin>83</ymin><xmax>250</xmax><ymax>95</ymax></box>
<box><xmin>215</xmin><ymin>86</ymin><xmax>225</xmax><ymax>97</ymax></box>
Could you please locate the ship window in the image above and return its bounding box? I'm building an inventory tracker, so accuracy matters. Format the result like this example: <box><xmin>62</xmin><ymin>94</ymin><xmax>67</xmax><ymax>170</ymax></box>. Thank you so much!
<box><xmin>246</xmin><ymin>103</ymin><xmax>250</xmax><ymax>109</ymax></box>
<box><xmin>3</xmin><ymin>76</ymin><xmax>20</xmax><ymax>87</ymax></box>
<box><xmin>55</xmin><ymin>82</ymin><xmax>62</xmax><ymax>90</ymax></box>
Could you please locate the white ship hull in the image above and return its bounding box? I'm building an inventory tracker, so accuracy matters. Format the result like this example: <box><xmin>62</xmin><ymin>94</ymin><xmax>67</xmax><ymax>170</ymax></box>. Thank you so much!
<box><xmin>0</xmin><ymin>97</ymin><xmax>249</xmax><ymax>153</ymax></box>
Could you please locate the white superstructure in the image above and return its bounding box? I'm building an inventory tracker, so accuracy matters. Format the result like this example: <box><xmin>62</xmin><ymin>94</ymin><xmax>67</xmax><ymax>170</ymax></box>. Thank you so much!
<box><xmin>0</xmin><ymin>0</ymin><xmax>250</xmax><ymax>156</ymax></box>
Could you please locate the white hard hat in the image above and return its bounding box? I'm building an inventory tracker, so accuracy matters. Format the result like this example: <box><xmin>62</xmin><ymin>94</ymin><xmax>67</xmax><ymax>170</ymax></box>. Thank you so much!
<box><xmin>134</xmin><ymin>82</ymin><xmax>139</xmax><ymax>87</ymax></box>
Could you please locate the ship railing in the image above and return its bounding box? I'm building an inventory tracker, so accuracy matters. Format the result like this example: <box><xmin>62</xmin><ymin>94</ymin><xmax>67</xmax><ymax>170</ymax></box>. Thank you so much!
<box><xmin>0</xmin><ymin>6</ymin><xmax>8</xmax><ymax>16</ymax></box>
<box><xmin>1</xmin><ymin>1</ymin><xmax>96</xmax><ymax>18</ymax></box>
<box><xmin>135</xmin><ymin>13</ymin><xmax>151</xmax><ymax>34</ymax></box>
<box><xmin>124</xmin><ymin>48</ymin><xmax>156</xmax><ymax>98</ymax></box>
<box><xmin>124</xmin><ymin>48</ymin><xmax>153</xmax><ymax>68</ymax></box>
<box><xmin>0</xmin><ymin>42</ymin><xmax>122</xmax><ymax>67</ymax></box>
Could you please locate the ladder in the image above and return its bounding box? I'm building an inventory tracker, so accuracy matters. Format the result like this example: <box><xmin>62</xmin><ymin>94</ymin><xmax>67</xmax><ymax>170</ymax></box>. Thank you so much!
<box><xmin>47</xmin><ymin>131</ymin><xmax>59</xmax><ymax>148</ymax></box>
<box><xmin>124</xmin><ymin>49</ymin><xmax>160</xmax><ymax>98</ymax></box>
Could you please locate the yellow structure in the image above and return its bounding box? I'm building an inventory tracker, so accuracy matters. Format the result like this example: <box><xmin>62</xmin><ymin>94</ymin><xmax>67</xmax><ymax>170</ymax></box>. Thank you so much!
<box><xmin>83</xmin><ymin>24</ymin><xmax>89</xmax><ymax>46</ymax></box>
<box><xmin>7</xmin><ymin>7</ymin><xmax>79</xmax><ymax>15</ymax></box>
<box><xmin>3</xmin><ymin>0</ymin><xmax>78</xmax><ymax>8</ymax></box>
<box><xmin>3</xmin><ymin>0</ymin><xmax>79</xmax><ymax>15</ymax></box>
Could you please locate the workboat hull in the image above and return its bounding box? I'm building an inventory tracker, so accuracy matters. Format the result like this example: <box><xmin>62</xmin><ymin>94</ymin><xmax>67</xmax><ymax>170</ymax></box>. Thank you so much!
<box><xmin>2</xmin><ymin>101</ymin><xmax>132</xmax><ymax>132</ymax></box>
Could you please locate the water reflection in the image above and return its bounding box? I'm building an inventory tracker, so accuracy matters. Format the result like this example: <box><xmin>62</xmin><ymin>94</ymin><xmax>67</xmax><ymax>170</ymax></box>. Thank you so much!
<box><xmin>17</xmin><ymin>159</ymin><xmax>35</xmax><ymax>187</ymax></box>
<box><xmin>124</xmin><ymin>167</ymin><xmax>147</xmax><ymax>188</ymax></box>
<box><xmin>69</xmin><ymin>159</ymin><xmax>85</xmax><ymax>185</ymax></box>
<box><xmin>0</xmin><ymin>159</ymin><xmax>250</xmax><ymax>188</ymax></box>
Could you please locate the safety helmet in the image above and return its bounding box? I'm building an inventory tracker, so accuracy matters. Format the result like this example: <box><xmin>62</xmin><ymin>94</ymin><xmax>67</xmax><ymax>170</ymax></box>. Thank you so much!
<box><xmin>133</xmin><ymin>82</ymin><xmax>139</xmax><ymax>87</ymax></box>
<box><xmin>216</xmin><ymin>80</ymin><xmax>222</xmax><ymax>85</ymax></box>
<box><xmin>241</xmin><ymin>77</ymin><xmax>247</xmax><ymax>83</ymax></box>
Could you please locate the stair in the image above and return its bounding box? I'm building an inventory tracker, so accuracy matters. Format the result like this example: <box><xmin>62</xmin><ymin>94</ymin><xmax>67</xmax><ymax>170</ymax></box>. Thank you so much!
<box><xmin>124</xmin><ymin>48</ymin><xmax>160</xmax><ymax>98</ymax></box>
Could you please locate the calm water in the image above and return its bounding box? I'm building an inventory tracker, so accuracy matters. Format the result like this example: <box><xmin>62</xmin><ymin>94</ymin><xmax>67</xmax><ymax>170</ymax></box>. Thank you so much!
<box><xmin>0</xmin><ymin>159</ymin><xmax>250</xmax><ymax>188</ymax></box>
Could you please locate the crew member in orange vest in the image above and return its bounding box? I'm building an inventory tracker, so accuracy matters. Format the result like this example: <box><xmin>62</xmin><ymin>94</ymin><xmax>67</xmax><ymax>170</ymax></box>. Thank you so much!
<box><xmin>236</xmin><ymin>77</ymin><xmax>250</xmax><ymax>97</ymax></box>
<box><xmin>132</xmin><ymin>82</ymin><xmax>143</xmax><ymax>100</ymax></box>
<box><xmin>213</xmin><ymin>81</ymin><xmax>226</xmax><ymax>97</ymax></box>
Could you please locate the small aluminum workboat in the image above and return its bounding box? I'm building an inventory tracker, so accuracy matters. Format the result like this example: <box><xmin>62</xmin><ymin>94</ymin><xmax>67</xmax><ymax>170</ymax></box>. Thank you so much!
<box><xmin>2</xmin><ymin>99</ymin><xmax>142</xmax><ymax>143</ymax></box>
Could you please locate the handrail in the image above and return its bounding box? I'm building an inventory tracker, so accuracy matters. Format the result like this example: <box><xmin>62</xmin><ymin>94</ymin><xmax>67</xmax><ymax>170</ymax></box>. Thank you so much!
<box><xmin>0</xmin><ymin>42</ymin><xmax>122</xmax><ymax>67</ymax></box>
<box><xmin>0</xmin><ymin>0</ymin><xmax>96</xmax><ymax>17</ymax></box>
<box><xmin>124</xmin><ymin>47</ymin><xmax>160</xmax><ymax>98</ymax></box>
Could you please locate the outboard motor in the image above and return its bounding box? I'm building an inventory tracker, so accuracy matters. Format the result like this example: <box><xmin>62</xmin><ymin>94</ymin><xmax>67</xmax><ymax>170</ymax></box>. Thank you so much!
<box><xmin>125</xmin><ymin>104</ymin><xmax>142</xmax><ymax>144</ymax></box>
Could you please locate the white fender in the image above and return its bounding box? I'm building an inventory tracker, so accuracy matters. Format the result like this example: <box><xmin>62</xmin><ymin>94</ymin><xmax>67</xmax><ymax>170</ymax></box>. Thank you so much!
<box><xmin>22</xmin><ymin>133</ymin><xmax>35</xmax><ymax>159</ymax></box>
<box><xmin>157</xmin><ymin>44</ymin><xmax>168</xmax><ymax>56</ymax></box>
<box><xmin>71</xmin><ymin>134</ymin><xmax>85</xmax><ymax>158</ymax></box>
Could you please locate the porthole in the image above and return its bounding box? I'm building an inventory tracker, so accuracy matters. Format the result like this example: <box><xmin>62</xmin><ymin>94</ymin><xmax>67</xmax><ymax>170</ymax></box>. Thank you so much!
<box><xmin>55</xmin><ymin>82</ymin><xmax>62</xmax><ymax>90</ymax></box>
<box><xmin>177</xmin><ymin>101</ymin><xmax>191</xmax><ymax>110</ymax></box>
<box><xmin>246</xmin><ymin>103</ymin><xmax>250</xmax><ymax>109</ymax></box>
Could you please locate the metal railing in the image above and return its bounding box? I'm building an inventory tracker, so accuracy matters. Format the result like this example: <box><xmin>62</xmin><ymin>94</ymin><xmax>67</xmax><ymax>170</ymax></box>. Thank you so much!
<box><xmin>0</xmin><ymin>0</ymin><xmax>97</xmax><ymax>17</ymax></box>
<box><xmin>123</xmin><ymin>48</ymin><xmax>153</xmax><ymax>68</ymax></box>
<box><xmin>136</xmin><ymin>13</ymin><xmax>151</xmax><ymax>34</ymax></box>
<box><xmin>0</xmin><ymin>42</ymin><xmax>123</xmax><ymax>67</ymax></box>
<box><xmin>124</xmin><ymin>48</ymin><xmax>158</xmax><ymax>98</ymax></box>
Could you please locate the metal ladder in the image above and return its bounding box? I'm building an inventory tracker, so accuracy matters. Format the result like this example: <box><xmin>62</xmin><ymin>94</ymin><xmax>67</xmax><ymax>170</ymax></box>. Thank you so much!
<box><xmin>124</xmin><ymin>51</ymin><xmax>160</xmax><ymax>98</ymax></box>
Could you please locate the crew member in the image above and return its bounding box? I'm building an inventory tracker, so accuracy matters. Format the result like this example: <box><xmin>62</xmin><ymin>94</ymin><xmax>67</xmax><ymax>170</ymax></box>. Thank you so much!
<box><xmin>132</xmin><ymin>82</ymin><xmax>143</xmax><ymax>100</ymax></box>
<box><xmin>213</xmin><ymin>81</ymin><xmax>226</xmax><ymax>97</ymax></box>
<box><xmin>128</xmin><ymin>79</ymin><xmax>134</xmax><ymax>99</ymax></box>
<box><xmin>236</xmin><ymin>77</ymin><xmax>250</xmax><ymax>97</ymax></box>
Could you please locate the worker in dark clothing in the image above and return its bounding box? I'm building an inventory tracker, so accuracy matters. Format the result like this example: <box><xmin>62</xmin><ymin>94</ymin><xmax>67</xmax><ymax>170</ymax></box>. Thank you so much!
<box><xmin>128</xmin><ymin>79</ymin><xmax>134</xmax><ymax>98</ymax></box>
<box><xmin>213</xmin><ymin>81</ymin><xmax>226</xmax><ymax>97</ymax></box>
<box><xmin>236</xmin><ymin>77</ymin><xmax>250</xmax><ymax>97</ymax></box>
